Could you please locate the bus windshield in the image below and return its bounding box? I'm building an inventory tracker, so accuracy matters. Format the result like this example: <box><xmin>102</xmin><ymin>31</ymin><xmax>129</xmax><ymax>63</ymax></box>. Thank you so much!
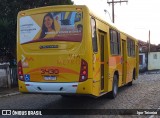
<box><xmin>19</xmin><ymin>11</ymin><xmax>83</xmax><ymax>44</ymax></box>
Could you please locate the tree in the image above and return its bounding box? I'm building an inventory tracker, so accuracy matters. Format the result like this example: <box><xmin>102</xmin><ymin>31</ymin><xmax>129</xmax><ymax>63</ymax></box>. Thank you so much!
<box><xmin>0</xmin><ymin>0</ymin><xmax>74</xmax><ymax>62</ymax></box>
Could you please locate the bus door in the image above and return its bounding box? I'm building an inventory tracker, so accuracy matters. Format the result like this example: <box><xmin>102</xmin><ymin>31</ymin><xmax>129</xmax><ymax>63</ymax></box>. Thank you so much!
<box><xmin>98</xmin><ymin>31</ymin><xmax>107</xmax><ymax>91</ymax></box>
<box><xmin>122</xmin><ymin>39</ymin><xmax>127</xmax><ymax>84</ymax></box>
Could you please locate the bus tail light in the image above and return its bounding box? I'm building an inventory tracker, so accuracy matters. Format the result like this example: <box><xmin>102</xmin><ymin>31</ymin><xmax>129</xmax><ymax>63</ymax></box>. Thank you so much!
<box><xmin>79</xmin><ymin>59</ymin><xmax>88</xmax><ymax>82</ymax></box>
<box><xmin>18</xmin><ymin>60</ymin><xmax>24</xmax><ymax>81</ymax></box>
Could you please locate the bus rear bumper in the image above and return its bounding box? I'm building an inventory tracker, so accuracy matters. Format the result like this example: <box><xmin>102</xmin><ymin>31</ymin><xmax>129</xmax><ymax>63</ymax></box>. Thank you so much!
<box><xmin>25</xmin><ymin>82</ymin><xmax>78</xmax><ymax>94</ymax></box>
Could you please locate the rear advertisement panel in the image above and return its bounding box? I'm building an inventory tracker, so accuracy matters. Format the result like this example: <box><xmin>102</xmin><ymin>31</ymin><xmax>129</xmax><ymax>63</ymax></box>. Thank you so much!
<box><xmin>19</xmin><ymin>11</ymin><xmax>83</xmax><ymax>44</ymax></box>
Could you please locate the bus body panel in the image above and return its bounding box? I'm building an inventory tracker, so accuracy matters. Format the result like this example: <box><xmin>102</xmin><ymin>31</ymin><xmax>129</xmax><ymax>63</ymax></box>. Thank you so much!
<box><xmin>17</xmin><ymin>5</ymin><xmax>139</xmax><ymax>97</ymax></box>
<box><xmin>17</xmin><ymin>5</ymin><xmax>93</xmax><ymax>93</ymax></box>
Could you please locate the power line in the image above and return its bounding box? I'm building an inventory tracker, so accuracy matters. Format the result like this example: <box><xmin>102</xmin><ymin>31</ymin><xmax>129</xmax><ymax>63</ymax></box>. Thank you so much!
<box><xmin>107</xmin><ymin>0</ymin><xmax>128</xmax><ymax>4</ymax></box>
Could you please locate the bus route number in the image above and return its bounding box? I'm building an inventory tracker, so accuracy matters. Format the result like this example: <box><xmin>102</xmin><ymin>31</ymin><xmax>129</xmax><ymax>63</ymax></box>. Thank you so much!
<box><xmin>41</xmin><ymin>69</ymin><xmax>59</xmax><ymax>75</ymax></box>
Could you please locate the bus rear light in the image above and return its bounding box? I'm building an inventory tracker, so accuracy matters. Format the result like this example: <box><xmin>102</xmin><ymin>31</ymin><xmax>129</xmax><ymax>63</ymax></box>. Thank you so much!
<box><xmin>20</xmin><ymin>75</ymin><xmax>24</xmax><ymax>79</ymax></box>
<box><xmin>82</xmin><ymin>66</ymin><xmax>87</xmax><ymax>70</ymax></box>
<box><xmin>18</xmin><ymin>71</ymin><xmax>22</xmax><ymax>75</ymax></box>
<box><xmin>79</xmin><ymin>59</ymin><xmax>88</xmax><ymax>82</ymax></box>
<box><xmin>81</xmin><ymin>76</ymin><xmax>86</xmax><ymax>80</ymax></box>
<box><xmin>82</xmin><ymin>70</ymin><xmax>87</xmax><ymax>75</ymax></box>
<box><xmin>18</xmin><ymin>60</ymin><xmax>24</xmax><ymax>81</ymax></box>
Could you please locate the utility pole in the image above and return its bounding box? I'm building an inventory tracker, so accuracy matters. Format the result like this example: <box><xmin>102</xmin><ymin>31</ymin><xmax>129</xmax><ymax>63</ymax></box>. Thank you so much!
<box><xmin>107</xmin><ymin>0</ymin><xmax>128</xmax><ymax>23</ymax></box>
<box><xmin>112</xmin><ymin>0</ymin><xmax>115</xmax><ymax>23</ymax></box>
<box><xmin>148</xmin><ymin>30</ymin><xmax>150</xmax><ymax>53</ymax></box>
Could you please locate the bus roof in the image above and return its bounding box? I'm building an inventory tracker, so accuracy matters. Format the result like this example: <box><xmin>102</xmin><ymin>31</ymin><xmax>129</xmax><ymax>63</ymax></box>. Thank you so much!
<box><xmin>18</xmin><ymin>5</ymin><xmax>137</xmax><ymax>41</ymax></box>
<box><xmin>18</xmin><ymin>5</ymin><xmax>88</xmax><ymax>16</ymax></box>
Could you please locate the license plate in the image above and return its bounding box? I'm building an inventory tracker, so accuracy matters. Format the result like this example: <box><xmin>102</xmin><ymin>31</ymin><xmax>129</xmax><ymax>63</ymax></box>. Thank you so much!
<box><xmin>44</xmin><ymin>76</ymin><xmax>57</xmax><ymax>80</ymax></box>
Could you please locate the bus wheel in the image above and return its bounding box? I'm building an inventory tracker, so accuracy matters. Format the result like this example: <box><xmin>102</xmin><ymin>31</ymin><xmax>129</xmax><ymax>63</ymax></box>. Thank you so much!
<box><xmin>109</xmin><ymin>74</ymin><xmax>118</xmax><ymax>99</ymax></box>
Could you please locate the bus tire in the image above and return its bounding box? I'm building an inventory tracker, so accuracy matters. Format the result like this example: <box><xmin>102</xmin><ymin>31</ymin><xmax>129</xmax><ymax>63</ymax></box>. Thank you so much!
<box><xmin>109</xmin><ymin>74</ymin><xmax>118</xmax><ymax>99</ymax></box>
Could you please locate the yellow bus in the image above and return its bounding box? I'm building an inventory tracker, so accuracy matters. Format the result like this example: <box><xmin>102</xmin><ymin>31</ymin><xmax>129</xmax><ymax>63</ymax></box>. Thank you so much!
<box><xmin>17</xmin><ymin>5</ymin><xmax>139</xmax><ymax>98</ymax></box>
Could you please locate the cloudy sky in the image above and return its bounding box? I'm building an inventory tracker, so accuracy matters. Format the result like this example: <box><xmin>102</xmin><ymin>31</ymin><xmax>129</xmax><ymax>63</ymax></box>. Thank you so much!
<box><xmin>73</xmin><ymin>0</ymin><xmax>160</xmax><ymax>44</ymax></box>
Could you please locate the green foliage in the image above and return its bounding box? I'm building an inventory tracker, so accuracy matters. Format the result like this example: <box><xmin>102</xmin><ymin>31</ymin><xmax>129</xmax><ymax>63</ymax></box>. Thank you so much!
<box><xmin>0</xmin><ymin>0</ymin><xmax>74</xmax><ymax>60</ymax></box>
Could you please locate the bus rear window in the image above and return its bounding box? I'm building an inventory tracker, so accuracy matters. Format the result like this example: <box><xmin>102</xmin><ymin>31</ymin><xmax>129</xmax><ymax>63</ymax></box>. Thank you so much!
<box><xmin>19</xmin><ymin>11</ymin><xmax>83</xmax><ymax>44</ymax></box>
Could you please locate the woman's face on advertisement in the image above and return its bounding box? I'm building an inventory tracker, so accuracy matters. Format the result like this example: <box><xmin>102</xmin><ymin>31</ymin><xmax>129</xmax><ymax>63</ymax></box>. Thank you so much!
<box><xmin>44</xmin><ymin>16</ymin><xmax>53</xmax><ymax>29</ymax></box>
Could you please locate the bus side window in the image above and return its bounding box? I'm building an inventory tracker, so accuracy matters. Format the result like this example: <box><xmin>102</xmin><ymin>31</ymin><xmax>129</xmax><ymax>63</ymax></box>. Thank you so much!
<box><xmin>110</xmin><ymin>29</ymin><xmax>120</xmax><ymax>55</ymax></box>
<box><xmin>91</xmin><ymin>18</ymin><xmax>98</xmax><ymax>53</ymax></box>
<box><xmin>127</xmin><ymin>38</ymin><xmax>135</xmax><ymax>57</ymax></box>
